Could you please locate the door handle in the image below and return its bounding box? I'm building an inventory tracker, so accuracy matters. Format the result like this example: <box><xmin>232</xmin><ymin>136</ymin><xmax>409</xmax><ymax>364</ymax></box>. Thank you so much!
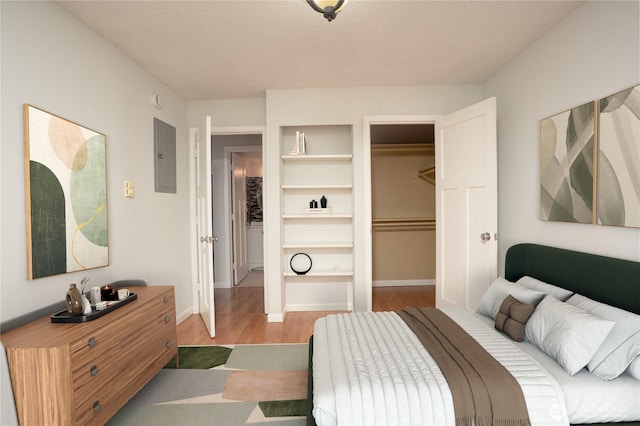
<box><xmin>200</xmin><ymin>236</ymin><xmax>218</xmax><ymax>243</ymax></box>
<box><xmin>480</xmin><ymin>232</ymin><xmax>491</xmax><ymax>242</ymax></box>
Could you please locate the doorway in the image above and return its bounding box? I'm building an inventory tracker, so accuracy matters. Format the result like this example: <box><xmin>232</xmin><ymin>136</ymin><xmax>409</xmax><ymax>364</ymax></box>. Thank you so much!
<box><xmin>211</xmin><ymin>130</ymin><xmax>266</xmax><ymax>313</ymax></box>
<box><xmin>362</xmin><ymin>115</ymin><xmax>439</xmax><ymax>312</ymax></box>
<box><xmin>230</xmin><ymin>150</ymin><xmax>264</xmax><ymax>288</ymax></box>
<box><xmin>370</xmin><ymin>123</ymin><xmax>436</xmax><ymax>304</ymax></box>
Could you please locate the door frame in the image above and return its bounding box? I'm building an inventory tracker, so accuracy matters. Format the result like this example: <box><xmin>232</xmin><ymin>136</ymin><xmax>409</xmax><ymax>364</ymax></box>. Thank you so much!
<box><xmin>215</xmin><ymin>126</ymin><xmax>266</xmax><ymax>311</ymax></box>
<box><xmin>225</xmin><ymin>145</ymin><xmax>262</xmax><ymax>287</ymax></box>
<box><xmin>363</xmin><ymin>115</ymin><xmax>441</xmax><ymax>312</ymax></box>
<box><xmin>189</xmin><ymin>128</ymin><xmax>200</xmax><ymax>312</ymax></box>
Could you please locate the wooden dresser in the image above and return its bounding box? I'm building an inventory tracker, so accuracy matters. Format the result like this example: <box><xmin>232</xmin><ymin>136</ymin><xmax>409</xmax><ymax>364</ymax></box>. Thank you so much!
<box><xmin>1</xmin><ymin>286</ymin><xmax>178</xmax><ymax>425</ymax></box>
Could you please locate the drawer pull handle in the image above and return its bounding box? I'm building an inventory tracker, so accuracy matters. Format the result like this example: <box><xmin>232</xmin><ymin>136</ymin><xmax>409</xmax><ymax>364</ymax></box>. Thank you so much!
<box><xmin>93</xmin><ymin>400</ymin><xmax>101</xmax><ymax>412</ymax></box>
<box><xmin>164</xmin><ymin>315</ymin><xmax>170</xmax><ymax>323</ymax></box>
<box><xmin>90</xmin><ymin>365</ymin><xmax>99</xmax><ymax>376</ymax></box>
<box><xmin>166</xmin><ymin>341</ymin><xmax>172</xmax><ymax>348</ymax></box>
<box><xmin>88</xmin><ymin>337</ymin><xmax>96</xmax><ymax>347</ymax></box>
<box><xmin>164</xmin><ymin>295</ymin><xmax>169</xmax><ymax>303</ymax></box>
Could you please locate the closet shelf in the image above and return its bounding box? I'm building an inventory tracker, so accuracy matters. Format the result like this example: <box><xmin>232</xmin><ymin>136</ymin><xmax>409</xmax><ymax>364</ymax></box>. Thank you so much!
<box><xmin>372</xmin><ymin>217</ymin><xmax>435</xmax><ymax>231</ymax></box>
<box><xmin>371</xmin><ymin>143</ymin><xmax>434</xmax><ymax>155</ymax></box>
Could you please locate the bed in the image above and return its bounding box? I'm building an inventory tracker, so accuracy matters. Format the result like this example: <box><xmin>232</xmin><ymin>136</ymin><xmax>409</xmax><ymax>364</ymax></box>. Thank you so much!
<box><xmin>307</xmin><ymin>243</ymin><xmax>640</xmax><ymax>426</ymax></box>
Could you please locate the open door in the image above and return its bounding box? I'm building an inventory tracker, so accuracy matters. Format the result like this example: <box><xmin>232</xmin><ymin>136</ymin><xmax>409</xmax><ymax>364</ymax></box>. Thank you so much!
<box><xmin>231</xmin><ymin>153</ymin><xmax>249</xmax><ymax>285</ymax></box>
<box><xmin>196</xmin><ymin>116</ymin><xmax>216</xmax><ymax>337</ymax></box>
<box><xmin>435</xmin><ymin>98</ymin><xmax>498</xmax><ymax>310</ymax></box>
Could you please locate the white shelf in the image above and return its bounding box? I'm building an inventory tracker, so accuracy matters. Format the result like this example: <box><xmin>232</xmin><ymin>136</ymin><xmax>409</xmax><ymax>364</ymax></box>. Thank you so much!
<box><xmin>284</xmin><ymin>270</ymin><xmax>354</xmax><ymax>277</ymax></box>
<box><xmin>282</xmin><ymin>214</ymin><xmax>353</xmax><ymax>219</ymax></box>
<box><xmin>281</xmin><ymin>154</ymin><xmax>352</xmax><ymax>161</ymax></box>
<box><xmin>281</xmin><ymin>184</ymin><xmax>353</xmax><ymax>190</ymax></box>
<box><xmin>283</xmin><ymin>242</ymin><xmax>353</xmax><ymax>249</ymax></box>
<box><xmin>280</xmin><ymin>124</ymin><xmax>354</xmax><ymax>312</ymax></box>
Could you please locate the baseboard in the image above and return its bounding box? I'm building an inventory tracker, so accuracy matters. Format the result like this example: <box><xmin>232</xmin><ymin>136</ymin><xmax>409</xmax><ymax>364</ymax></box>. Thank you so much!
<box><xmin>267</xmin><ymin>312</ymin><xmax>285</xmax><ymax>322</ymax></box>
<box><xmin>176</xmin><ymin>307</ymin><xmax>193</xmax><ymax>325</ymax></box>
<box><xmin>372</xmin><ymin>279</ymin><xmax>435</xmax><ymax>287</ymax></box>
<box><xmin>285</xmin><ymin>303</ymin><xmax>351</xmax><ymax>311</ymax></box>
<box><xmin>214</xmin><ymin>280</ymin><xmax>231</xmax><ymax>289</ymax></box>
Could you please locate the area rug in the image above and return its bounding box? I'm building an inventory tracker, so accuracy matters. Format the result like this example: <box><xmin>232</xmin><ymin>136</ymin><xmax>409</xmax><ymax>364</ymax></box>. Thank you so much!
<box><xmin>108</xmin><ymin>344</ymin><xmax>308</xmax><ymax>426</ymax></box>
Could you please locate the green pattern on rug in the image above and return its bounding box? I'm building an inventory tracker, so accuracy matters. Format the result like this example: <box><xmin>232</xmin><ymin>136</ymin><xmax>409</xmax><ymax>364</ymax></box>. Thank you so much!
<box><xmin>259</xmin><ymin>399</ymin><xmax>307</xmax><ymax>417</ymax></box>
<box><xmin>112</xmin><ymin>344</ymin><xmax>308</xmax><ymax>425</ymax></box>
<box><xmin>164</xmin><ymin>345</ymin><xmax>233</xmax><ymax>369</ymax></box>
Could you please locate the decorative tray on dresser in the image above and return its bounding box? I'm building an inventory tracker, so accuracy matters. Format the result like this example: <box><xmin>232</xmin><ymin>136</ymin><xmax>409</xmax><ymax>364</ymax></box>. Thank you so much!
<box><xmin>51</xmin><ymin>293</ymin><xmax>138</xmax><ymax>323</ymax></box>
<box><xmin>0</xmin><ymin>285</ymin><xmax>178</xmax><ymax>425</ymax></box>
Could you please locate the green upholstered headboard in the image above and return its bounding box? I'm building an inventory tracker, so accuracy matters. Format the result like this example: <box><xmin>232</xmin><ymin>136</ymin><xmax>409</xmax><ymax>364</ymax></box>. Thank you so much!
<box><xmin>505</xmin><ymin>243</ymin><xmax>640</xmax><ymax>315</ymax></box>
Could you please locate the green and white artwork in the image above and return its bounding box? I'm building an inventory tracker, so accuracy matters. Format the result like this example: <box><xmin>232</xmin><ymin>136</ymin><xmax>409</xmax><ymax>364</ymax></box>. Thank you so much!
<box><xmin>24</xmin><ymin>105</ymin><xmax>108</xmax><ymax>279</ymax></box>
<box><xmin>540</xmin><ymin>101</ymin><xmax>596</xmax><ymax>224</ymax></box>
<box><xmin>597</xmin><ymin>85</ymin><xmax>640</xmax><ymax>228</ymax></box>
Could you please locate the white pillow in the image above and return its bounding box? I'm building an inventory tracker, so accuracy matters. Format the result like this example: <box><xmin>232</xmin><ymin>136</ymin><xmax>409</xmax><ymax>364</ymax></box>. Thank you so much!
<box><xmin>476</xmin><ymin>277</ymin><xmax>545</xmax><ymax>320</ymax></box>
<box><xmin>524</xmin><ymin>295</ymin><xmax>615</xmax><ymax>376</ymax></box>
<box><xmin>566</xmin><ymin>294</ymin><xmax>640</xmax><ymax>380</ymax></box>
<box><xmin>626</xmin><ymin>356</ymin><xmax>640</xmax><ymax>380</ymax></box>
<box><xmin>516</xmin><ymin>276</ymin><xmax>574</xmax><ymax>301</ymax></box>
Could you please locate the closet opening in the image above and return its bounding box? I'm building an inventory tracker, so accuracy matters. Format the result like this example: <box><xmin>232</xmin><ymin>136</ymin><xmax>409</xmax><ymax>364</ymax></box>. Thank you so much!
<box><xmin>370</xmin><ymin>124</ymin><xmax>436</xmax><ymax>305</ymax></box>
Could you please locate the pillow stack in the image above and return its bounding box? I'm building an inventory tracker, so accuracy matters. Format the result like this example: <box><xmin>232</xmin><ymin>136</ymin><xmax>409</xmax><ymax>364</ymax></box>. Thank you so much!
<box><xmin>478</xmin><ymin>275</ymin><xmax>640</xmax><ymax>380</ymax></box>
<box><xmin>476</xmin><ymin>277</ymin><xmax>545</xmax><ymax>320</ymax></box>
<box><xmin>524</xmin><ymin>295</ymin><xmax>615</xmax><ymax>376</ymax></box>
<box><xmin>566</xmin><ymin>294</ymin><xmax>640</xmax><ymax>380</ymax></box>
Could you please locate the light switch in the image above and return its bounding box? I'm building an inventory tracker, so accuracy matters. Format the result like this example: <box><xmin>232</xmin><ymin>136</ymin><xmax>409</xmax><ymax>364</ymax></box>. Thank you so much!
<box><xmin>124</xmin><ymin>181</ymin><xmax>134</xmax><ymax>198</ymax></box>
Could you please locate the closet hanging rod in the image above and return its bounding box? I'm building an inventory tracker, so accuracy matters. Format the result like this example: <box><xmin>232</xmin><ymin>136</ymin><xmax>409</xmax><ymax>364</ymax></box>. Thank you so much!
<box><xmin>372</xmin><ymin>217</ymin><xmax>435</xmax><ymax>231</ymax></box>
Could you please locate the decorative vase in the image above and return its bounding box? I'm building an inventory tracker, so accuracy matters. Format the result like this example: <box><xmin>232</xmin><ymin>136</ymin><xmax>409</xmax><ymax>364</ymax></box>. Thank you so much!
<box><xmin>81</xmin><ymin>295</ymin><xmax>92</xmax><ymax>315</ymax></box>
<box><xmin>320</xmin><ymin>195</ymin><xmax>327</xmax><ymax>208</ymax></box>
<box><xmin>66</xmin><ymin>284</ymin><xmax>83</xmax><ymax>316</ymax></box>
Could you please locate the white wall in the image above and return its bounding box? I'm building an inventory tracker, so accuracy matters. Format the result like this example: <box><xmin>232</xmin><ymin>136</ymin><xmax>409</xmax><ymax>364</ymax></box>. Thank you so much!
<box><xmin>485</xmin><ymin>0</ymin><xmax>640</xmax><ymax>271</ymax></box>
<box><xmin>264</xmin><ymin>86</ymin><xmax>484</xmax><ymax>319</ymax></box>
<box><xmin>188</xmin><ymin>99</ymin><xmax>266</xmax><ymax>129</ymax></box>
<box><xmin>1</xmin><ymin>1</ymin><xmax>192</xmax><ymax>323</ymax></box>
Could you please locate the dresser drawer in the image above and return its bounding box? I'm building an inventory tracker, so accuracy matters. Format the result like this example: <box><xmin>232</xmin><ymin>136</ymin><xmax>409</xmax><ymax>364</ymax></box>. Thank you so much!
<box><xmin>73</xmin><ymin>314</ymin><xmax>176</xmax><ymax>409</ymax></box>
<box><xmin>73</xmin><ymin>334</ymin><xmax>176</xmax><ymax>425</ymax></box>
<box><xmin>71</xmin><ymin>293</ymin><xmax>176</xmax><ymax>408</ymax></box>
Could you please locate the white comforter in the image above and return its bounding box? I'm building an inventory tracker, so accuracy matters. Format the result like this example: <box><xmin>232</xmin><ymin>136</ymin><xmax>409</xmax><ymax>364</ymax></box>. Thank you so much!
<box><xmin>312</xmin><ymin>308</ymin><xmax>569</xmax><ymax>426</ymax></box>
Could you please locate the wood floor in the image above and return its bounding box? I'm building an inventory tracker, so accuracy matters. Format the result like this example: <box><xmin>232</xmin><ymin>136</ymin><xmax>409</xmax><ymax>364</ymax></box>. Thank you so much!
<box><xmin>176</xmin><ymin>285</ymin><xmax>435</xmax><ymax>345</ymax></box>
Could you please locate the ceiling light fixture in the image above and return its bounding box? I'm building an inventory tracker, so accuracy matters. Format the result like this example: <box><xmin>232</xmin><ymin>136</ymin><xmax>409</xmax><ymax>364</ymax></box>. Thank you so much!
<box><xmin>306</xmin><ymin>0</ymin><xmax>348</xmax><ymax>22</ymax></box>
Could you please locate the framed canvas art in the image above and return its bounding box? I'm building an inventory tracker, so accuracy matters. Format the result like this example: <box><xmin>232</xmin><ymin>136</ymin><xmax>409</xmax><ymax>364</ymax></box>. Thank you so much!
<box><xmin>24</xmin><ymin>105</ymin><xmax>109</xmax><ymax>279</ymax></box>
<box><xmin>540</xmin><ymin>101</ymin><xmax>597</xmax><ymax>224</ymax></box>
<box><xmin>597</xmin><ymin>84</ymin><xmax>640</xmax><ymax>228</ymax></box>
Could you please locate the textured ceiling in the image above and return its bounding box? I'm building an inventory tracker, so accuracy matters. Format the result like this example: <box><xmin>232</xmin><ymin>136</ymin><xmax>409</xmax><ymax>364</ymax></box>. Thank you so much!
<box><xmin>56</xmin><ymin>0</ymin><xmax>583</xmax><ymax>100</ymax></box>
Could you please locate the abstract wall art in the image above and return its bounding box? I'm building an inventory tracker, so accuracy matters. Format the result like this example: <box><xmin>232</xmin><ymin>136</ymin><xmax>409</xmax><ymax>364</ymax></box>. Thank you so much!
<box><xmin>246</xmin><ymin>176</ymin><xmax>263</xmax><ymax>223</ymax></box>
<box><xmin>540</xmin><ymin>101</ymin><xmax>597</xmax><ymax>224</ymax></box>
<box><xmin>597</xmin><ymin>84</ymin><xmax>640</xmax><ymax>228</ymax></box>
<box><xmin>540</xmin><ymin>84</ymin><xmax>640</xmax><ymax>228</ymax></box>
<box><xmin>24</xmin><ymin>105</ymin><xmax>109</xmax><ymax>279</ymax></box>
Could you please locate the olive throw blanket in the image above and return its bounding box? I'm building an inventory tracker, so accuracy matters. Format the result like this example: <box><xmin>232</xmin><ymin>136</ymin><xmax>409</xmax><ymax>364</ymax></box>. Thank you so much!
<box><xmin>397</xmin><ymin>307</ymin><xmax>531</xmax><ymax>426</ymax></box>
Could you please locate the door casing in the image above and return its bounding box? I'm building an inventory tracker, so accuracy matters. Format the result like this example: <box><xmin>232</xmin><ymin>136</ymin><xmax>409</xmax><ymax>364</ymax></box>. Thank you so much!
<box><xmin>363</xmin><ymin>115</ymin><xmax>441</xmax><ymax>312</ymax></box>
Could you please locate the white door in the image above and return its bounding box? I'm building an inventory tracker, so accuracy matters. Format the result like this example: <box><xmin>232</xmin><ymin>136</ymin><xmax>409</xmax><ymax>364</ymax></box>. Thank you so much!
<box><xmin>232</xmin><ymin>153</ymin><xmax>249</xmax><ymax>285</ymax></box>
<box><xmin>196</xmin><ymin>116</ymin><xmax>216</xmax><ymax>337</ymax></box>
<box><xmin>435</xmin><ymin>98</ymin><xmax>498</xmax><ymax>310</ymax></box>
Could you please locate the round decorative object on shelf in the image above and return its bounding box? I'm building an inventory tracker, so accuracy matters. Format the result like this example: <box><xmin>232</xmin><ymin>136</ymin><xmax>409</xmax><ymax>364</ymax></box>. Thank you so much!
<box><xmin>290</xmin><ymin>252</ymin><xmax>312</xmax><ymax>275</ymax></box>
